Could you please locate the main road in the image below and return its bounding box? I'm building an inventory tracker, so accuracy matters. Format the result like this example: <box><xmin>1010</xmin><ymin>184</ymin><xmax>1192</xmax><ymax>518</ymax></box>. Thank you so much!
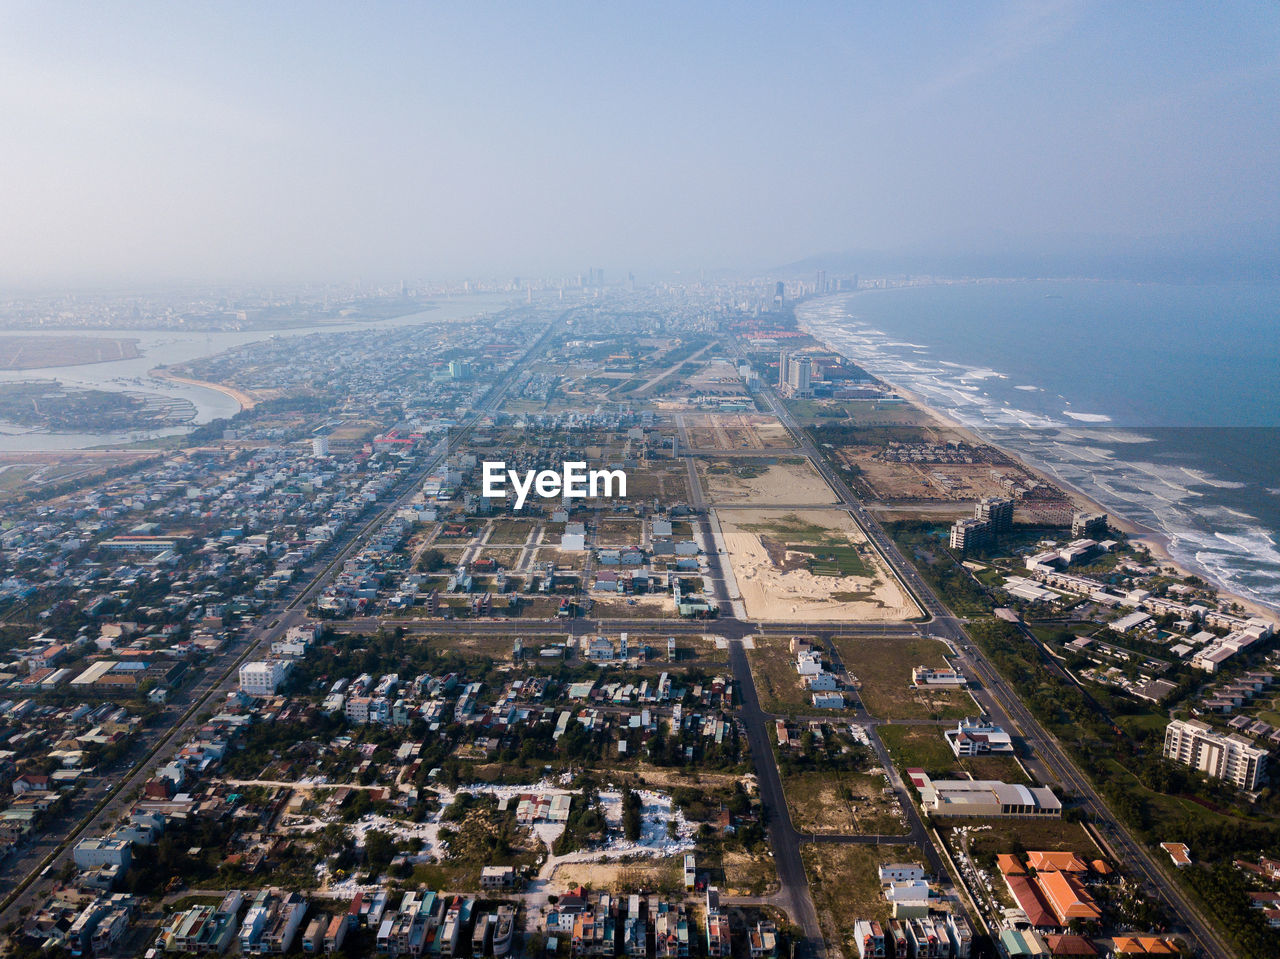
<box><xmin>749</xmin><ymin>350</ymin><xmax>1230</xmax><ymax>959</ymax></box>
<box><xmin>0</xmin><ymin>309</ymin><xmax>564</xmax><ymax>926</ymax></box>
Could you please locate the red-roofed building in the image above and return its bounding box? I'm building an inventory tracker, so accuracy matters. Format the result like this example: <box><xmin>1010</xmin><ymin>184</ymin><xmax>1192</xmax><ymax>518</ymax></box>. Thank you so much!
<box><xmin>997</xmin><ymin>854</ymin><xmax>1026</xmax><ymax>876</ymax></box>
<box><xmin>1045</xmin><ymin>935</ymin><xmax>1098</xmax><ymax>956</ymax></box>
<box><xmin>1027</xmin><ymin>851</ymin><xmax>1090</xmax><ymax>874</ymax></box>
<box><xmin>1036</xmin><ymin>871</ymin><xmax>1101</xmax><ymax>925</ymax></box>
<box><xmin>1005</xmin><ymin>875</ymin><xmax>1057</xmax><ymax>930</ymax></box>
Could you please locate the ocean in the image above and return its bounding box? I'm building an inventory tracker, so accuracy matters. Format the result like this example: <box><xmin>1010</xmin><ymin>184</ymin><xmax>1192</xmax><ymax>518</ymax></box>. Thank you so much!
<box><xmin>797</xmin><ymin>279</ymin><xmax>1280</xmax><ymax>614</ymax></box>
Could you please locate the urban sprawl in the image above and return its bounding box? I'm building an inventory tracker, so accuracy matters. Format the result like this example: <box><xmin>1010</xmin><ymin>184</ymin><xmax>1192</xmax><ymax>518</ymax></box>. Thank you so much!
<box><xmin>0</xmin><ymin>275</ymin><xmax>1276</xmax><ymax>959</ymax></box>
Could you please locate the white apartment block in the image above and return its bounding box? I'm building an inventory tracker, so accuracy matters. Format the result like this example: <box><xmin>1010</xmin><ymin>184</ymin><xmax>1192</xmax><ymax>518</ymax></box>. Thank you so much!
<box><xmin>1164</xmin><ymin>718</ymin><xmax>1268</xmax><ymax>790</ymax></box>
<box><xmin>239</xmin><ymin>659</ymin><xmax>289</xmax><ymax>696</ymax></box>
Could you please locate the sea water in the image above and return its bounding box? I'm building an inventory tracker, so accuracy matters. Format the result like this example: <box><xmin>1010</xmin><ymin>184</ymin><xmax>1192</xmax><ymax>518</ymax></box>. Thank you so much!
<box><xmin>798</xmin><ymin>279</ymin><xmax>1280</xmax><ymax>613</ymax></box>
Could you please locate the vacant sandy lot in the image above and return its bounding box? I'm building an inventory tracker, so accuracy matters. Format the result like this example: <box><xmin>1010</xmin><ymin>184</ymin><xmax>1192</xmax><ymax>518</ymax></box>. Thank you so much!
<box><xmin>684</xmin><ymin>413</ymin><xmax>794</xmax><ymax>450</ymax></box>
<box><xmin>701</xmin><ymin>459</ymin><xmax>838</xmax><ymax>506</ymax></box>
<box><xmin>717</xmin><ymin>509</ymin><xmax>919</xmax><ymax>622</ymax></box>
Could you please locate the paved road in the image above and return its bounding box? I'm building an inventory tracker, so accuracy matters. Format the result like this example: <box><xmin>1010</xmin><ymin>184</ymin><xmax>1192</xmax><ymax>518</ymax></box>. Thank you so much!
<box><xmin>751</xmin><ymin>364</ymin><xmax>1230</xmax><ymax>959</ymax></box>
<box><xmin>0</xmin><ymin>311</ymin><xmax>564</xmax><ymax>925</ymax></box>
<box><xmin>727</xmin><ymin>639</ymin><xmax>826</xmax><ymax>959</ymax></box>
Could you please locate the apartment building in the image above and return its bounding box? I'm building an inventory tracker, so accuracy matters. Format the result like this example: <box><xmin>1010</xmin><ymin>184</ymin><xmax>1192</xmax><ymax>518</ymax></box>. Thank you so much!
<box><xmin>1163</xmin><ymin>718</ymin><xmax>1269</xmax><ymax>790</ymax></box>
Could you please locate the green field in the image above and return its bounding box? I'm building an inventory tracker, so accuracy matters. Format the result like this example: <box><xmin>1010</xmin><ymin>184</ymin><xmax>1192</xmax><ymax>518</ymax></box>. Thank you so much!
<box><xmin>834</xmin><ymin>636</ymin><xmax>976</xmax><ymax>720</ymax></box>
<box><xmin>788</xmin><ymin>544</ymin><xmax>871</xmax><ymax>578</ymax></box>
<box><xmin>877</xmin><ymin>724</ymin><xmax>956</xmax><ymax>774</ymax></box>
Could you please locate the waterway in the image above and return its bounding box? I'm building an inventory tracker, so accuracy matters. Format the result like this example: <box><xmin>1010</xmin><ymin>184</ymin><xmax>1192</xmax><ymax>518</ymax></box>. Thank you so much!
<box><xmin>0</xmin><ymin>294</ymin><xmax>514</xmax><ymax>451</ymax></box>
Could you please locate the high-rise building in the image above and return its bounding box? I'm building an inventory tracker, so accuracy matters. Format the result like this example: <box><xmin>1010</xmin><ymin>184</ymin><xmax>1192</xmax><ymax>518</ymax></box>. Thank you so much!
<box><xmin>1071</xmin><ymin>511</ymin><xmax>1108</xmax><ymax>538</ymax></box>
<box><xmin>976</xmin><ymin>497</ymin><xmax>1014</xmax><ymax>536</ymax></box>
<box><xmin>312</xmin><ymin>436</ymin><xmax>330</xmax><ymax>457</ymax></box>
<box><xmin>949</xmin><ymin>518</ymin><xmax>990</xmax><ymax>552</ymax></box>
<box><xmin>778</xmin><ymin>350</ymin><xmax>791</xmax><ymax>390</ymax></box>
<box><xmin>787</xmin><ymin>356</ymin><xmax>813</xmax><ymax>398</ymax></box>
<box><xmin>1164</xmin><ymin>718</ymin><xmax>1268</xmax><ymax>790</ymax></box>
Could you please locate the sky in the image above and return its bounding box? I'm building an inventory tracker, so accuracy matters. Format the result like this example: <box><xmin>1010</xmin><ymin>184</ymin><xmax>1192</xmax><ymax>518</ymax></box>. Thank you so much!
<box><xmin>0</xmin><ymin>1</ymin><xmax>1278</xmax><ymax>285</ymax></box>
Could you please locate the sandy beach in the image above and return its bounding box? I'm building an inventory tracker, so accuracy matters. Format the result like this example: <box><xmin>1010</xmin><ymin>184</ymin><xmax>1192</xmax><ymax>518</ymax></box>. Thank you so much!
<box><xmin>150</xmin><ymin>367</ymin><xmax>258</xmax><ymax>412</ymax></box>
<box><xmin>801</xmin><ymin>324</ymin><xmax>1279</xmax><ymax>621</ymax></box>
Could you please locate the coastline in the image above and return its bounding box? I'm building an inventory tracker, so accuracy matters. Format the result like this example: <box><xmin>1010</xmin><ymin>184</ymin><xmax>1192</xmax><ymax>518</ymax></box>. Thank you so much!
<box><xmin>149</xmin><ymin>368</ymin><xmax>257</xmax><ymax>413</ymax></box>
<box><xmin>796</xmin><ymin>307</ymin><xmax>1280</xmax><ymax>622</ymax></box>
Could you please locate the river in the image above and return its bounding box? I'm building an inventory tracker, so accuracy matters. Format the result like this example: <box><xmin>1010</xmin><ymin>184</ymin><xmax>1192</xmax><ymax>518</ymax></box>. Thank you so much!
<box><xmin>0</xmin><ymin>294</ymin><xmax>514</xmax><ymax>451</ymax></box>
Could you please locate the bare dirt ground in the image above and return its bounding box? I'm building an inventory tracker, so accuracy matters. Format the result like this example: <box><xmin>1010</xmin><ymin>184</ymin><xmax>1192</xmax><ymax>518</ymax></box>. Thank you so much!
<box><xmin>684</xmin><ymin>413</ymin><xmax>794</xmax><ymax>450</ymax></box>
<box><xmin>785</xmin><ymin>770</ymin><xmax>908</xmax><ymax>836</ymax></box>
<box><xmin>700</xmin><ymin>459</ymin><xmax>838</xmax><ymax>506</ymax></box>
<box><xmin>552</xmin><ymin>858</ymin><xmax>683</xmax><ymax>894</ymax></box>
<box><xmin>716</xmin><ymin>508</ymin><xmax>919</xmax><ymax>622</ymax></box>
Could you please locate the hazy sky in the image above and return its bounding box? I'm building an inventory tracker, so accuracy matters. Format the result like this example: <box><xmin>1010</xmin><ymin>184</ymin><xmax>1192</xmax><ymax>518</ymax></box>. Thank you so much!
<box><xmin>1</xmin><ymin>1</ymin><xmax>1278</xmax><ymax>285</ymax></box>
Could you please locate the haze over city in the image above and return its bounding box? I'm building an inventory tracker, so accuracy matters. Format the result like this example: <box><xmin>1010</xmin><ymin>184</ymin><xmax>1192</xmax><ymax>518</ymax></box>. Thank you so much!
<box><xmin>2</xmin><ymin>6</ymin><xmax>1280</xmax><ymax>959</ymax></box>
<box><xmin>2</xmin><ymin>1</ymin><xmax>1279</xmax><ymax>285</ymax></box>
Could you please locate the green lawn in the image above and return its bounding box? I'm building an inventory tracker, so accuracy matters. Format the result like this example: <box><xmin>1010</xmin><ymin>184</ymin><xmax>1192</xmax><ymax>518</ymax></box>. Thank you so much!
<box><xmin>834</xmin><ymin>636</ymin><xmax>977</xmax><ymax>721</ymax></box>
<box><xmin>788</xmin><ymin>544</ymin><xmax>872</xmax><ymax>578</ymax></box>
<box><xmin>877</xmin><ymin>724</ymin><xmax>958</xmax><ymax>775</ymax></box>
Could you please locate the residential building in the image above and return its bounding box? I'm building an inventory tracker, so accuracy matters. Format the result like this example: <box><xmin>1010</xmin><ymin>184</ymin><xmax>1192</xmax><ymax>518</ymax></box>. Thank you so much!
<box><xmin>976</xmin><ymin>496</ymin><xmax>1014</xmax><ymax>535</ymax></box>
<box><xmin>945</xmin><ymin>717</ymin><xmax>1014</xmax><ymax>757</ymax></box>
<box><xmin>949</xmin><ymin>518</ymin><xmax>989</xmax><ymax>552</ymax></box>
<box><xmin>1071</xmin><ymin>511</ymin><xmax>1107</xmax><ymax>538</ymax></box>
<box><xmin>911</xmin><ymin>666</ymin><xmax>967</xmax><ymax>688</ymax></box>
<box><xmin>1163</xmin><ymin>718</ymin><xmax>1269</xmax><ymax>790</ymax></box>
<box><xmin>239</xmin><ymin>660</ymin><xmax>289</xmax><ymax>696</ymax></box>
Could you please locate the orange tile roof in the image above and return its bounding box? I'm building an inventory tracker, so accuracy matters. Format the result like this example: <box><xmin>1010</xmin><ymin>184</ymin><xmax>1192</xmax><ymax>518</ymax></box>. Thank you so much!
<box><xmin>1159</xmin><ymin>842</ymin><xmax>1192</xmax><ymax>866</ymax></box>
<box><xmin>1045</xmin><ymin>934</ymin><xmax>1098</xmax><ymax>956</ymax></box>
<box><xmin>1137</xmin><ymin>938</ymin><xmax>1179</xmax><ymax>954</ymax></box>
<box><xmin>998</xmin><ymin>853</ymin><xmax>1026</xmax><ymax>875</ymax></box>
<box><xmin>1036</xmin><ymin>870</ymin><xmax>1101</xmax><ymax>924</ymax></box>
<box><xmin>1028</xmin><ymin>850</ymin><xmax>1090</xmax><ymax>873</ymax></box>
<box><xmin>1089</xmin><ymin>859</ymin><xmax>1112</xmax><ymax>875</ymax></box>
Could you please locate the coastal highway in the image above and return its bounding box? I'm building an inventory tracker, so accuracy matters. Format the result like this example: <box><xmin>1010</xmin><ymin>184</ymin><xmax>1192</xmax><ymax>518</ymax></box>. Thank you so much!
<box><xmin>0</xmin><ymin>310</ymin><xmax>562</xmax><ymax>926</ymax></box>
<box><xmin>750</xmin><ymin>360</ymin><xmax>1232</xmax><ymax>959</ymax></box>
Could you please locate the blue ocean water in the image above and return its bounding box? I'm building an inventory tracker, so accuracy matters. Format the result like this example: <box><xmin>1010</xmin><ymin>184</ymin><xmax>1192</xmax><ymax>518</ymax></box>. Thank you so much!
<box><xmin>797</xmin><ymin>280</ymin><xmax>1280</xmax><ymax>613</ymax></box>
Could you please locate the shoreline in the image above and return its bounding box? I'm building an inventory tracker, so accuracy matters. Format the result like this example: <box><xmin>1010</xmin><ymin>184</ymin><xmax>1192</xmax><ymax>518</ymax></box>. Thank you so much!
<box><xmin>149</xmin><ymin>367</ymin><xmax>257</xmax><ymax>412</ymax></box>
<box><xmin>795</xmin><ymin>300</ymin><xmax>1279</xmax><ymax>621</ymax></box>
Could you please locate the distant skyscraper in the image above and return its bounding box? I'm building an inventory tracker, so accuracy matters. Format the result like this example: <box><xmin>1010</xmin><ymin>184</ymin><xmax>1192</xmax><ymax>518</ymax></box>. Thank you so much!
<box><xmin>778</xmin><ymin>349</ymin><xmax>791</xmax><ymax>389</ymax></box>
<box><xmin>774</xmin><ymin>281</ymin><xmax>785</xmax><ymax>308</ymax></box>
<box><xmin>312</xmin><ymin>436</ymin><xmax>330</xmax><ymax>457</ymax></box>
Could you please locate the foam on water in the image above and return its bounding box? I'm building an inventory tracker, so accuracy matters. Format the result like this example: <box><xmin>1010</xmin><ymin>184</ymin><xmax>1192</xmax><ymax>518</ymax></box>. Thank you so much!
<box><xmin>797</xmin><ymin>293</ymin><xmax>1280</xmax><ymax>612</ymax></box>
